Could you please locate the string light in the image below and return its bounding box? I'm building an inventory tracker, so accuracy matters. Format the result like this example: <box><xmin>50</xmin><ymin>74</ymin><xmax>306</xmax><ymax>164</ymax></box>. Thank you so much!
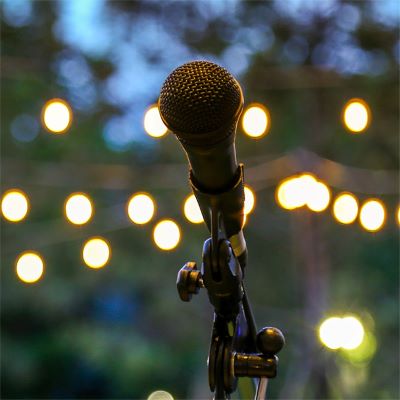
<box><xmin>127</xmin><ymin>193</ymin><xmax>155</xmax><ymax>225</ymax></box>
<box><xmin>241</xmin><ymin>104</ymin><xmax>270</xmax><ymax>138</ymax></box>
<box><xmin>319</xmin><ymin>317</ymin><xmax>343</xmax><ymax>350</ymax></box>
<box><xmin>144</xmin><ymin>105</ymin><xmax>168</xmax><ymax>138</ymax></box>
<box><xmin>342</xmin><ymin>98</ymin><xmax>370</xmax><ymax>133</ymax></box>
<box><xmin>153</xmin><ymin>219</ymin><xmax>181</xmax><ymax>250</ymax></box>
<box><xmin>1</xmin><ymin>189</ymin><xmax>29</xmax><ymax>222</ymax></box>
<box><xmin>64</xmin><ymin>193</ymin><xmax>93</xmax><ymax>225</ymax></box>
<box><xmin>42</xmin><ymin>98</ymin><xmax>72</xmax><ymax>134</ymax></box>
<box><xmin>82</xmin><ymin>237</ymin><xmax>111</xmax><ymax>269</ymax></box>
<box><xmin>359</xmin><ymin>199</ymin><xmax>385</xmax><ymax>232</ymax></box>
<box><xmin>341</xmin><ymin>316</ymin><xmax>365</xmax><ymax>350</ymax></box>
<box><xmin>306</xmin><ymin>180</ymin><xmax>331</xmax><ymax>212</ymax></box>
<box><xmin>183</xmin><ymin>194</ymin><xmax>203</xmax><ymax>224</ymax></box>
<box><xmin>333</xmin><ymin>193</ymin><xmax>359</xmax><ymax>224</ymax></box>
<box><xmin>275</xmin><ymin>174</ymin><xmax>331</xmax><ymax>212</ymax></box>
<box><xmin>276</xmin><ymin>177</ymin><xmax>305</xmax><ymax>210</ymax></box>
<box><xmin>244</xmin><ymin>185</ymin><xmax>255</xmax><ymax>215</ymax></box>
<box><xmin>16</xmin><ymin>251</ymin><xmax>44</xmax><ymax>283</ymax></box>
<box><xmin>319</xmin><ymin>315</ymin><xmax>365</xmax><ymax>351</ymax></box>
<box><xmin>147</xmin><ymin>391</ymin><xmax>174</xmax><ymax>400</ymax></box>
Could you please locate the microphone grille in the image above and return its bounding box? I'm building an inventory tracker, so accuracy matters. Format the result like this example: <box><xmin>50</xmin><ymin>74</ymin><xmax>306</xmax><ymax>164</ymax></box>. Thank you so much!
<box><xmin>159</xmin><ymin>61</ymin><xmax>243</xmax><ymax>145</ymax></box>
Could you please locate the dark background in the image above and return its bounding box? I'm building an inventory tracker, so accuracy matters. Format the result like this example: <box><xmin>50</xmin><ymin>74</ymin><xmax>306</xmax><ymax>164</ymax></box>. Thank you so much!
<box><xmin>1</xmin><ymin>0</ymin><xmax>399</xmax><ymax>399</ymax></box>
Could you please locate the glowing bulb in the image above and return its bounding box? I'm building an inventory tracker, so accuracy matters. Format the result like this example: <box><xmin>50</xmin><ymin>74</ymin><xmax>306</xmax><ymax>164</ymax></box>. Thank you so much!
<box><xmin>319</xmin><ymin>315</ymin><xmax>365</xmax><ymax>351</ymax></box>
<box><xmin>343</xmin><ymin>99</ymin><xmax>370</xmax><ymax>133</ymax></box>
<box><xmin>341</xmin><ymin>316</ymin><xmax>365</xmax><ymax>350</ymax></box>
<box><xmin>319</xmin><ymin>317</ymin><xmax>344</xmax><ymax>350</ymax></box>
<box><xmin>42</xmin><ymin>98</ymin><xmax>72</xmax><ymax>134</ymax></box>
<box><xmin>16</xmin><ymin>252</ymin><xmax>44</xmax><ymax>283</ymax></box>
<box><xmin>183</xmin><ymin>194</ymin><xmax>203</xmax><ymax>224</ymax></box>
<box><xmin>276</xmin><ymin>177</ymin><xmax>306</xmax><ymax>210</ymax></box>
<box><xmin>244</xmin><ymin>186</ymin><xmax>255</xmax><ymax>215</ymax></box>
<box><xmin>242</xmin><ymin>104</ymin><xmax>270</xmax><ymax>138</ymax></box>
<box><xmin>153</xmin><ymin>219</ymin><xmax>181</xmax><ymax>250</ymax></box>
<box><xmin>127</xmin><ymin>193</ymin><xmax>155</xmax><ymax>224</ymax></box>
<box><xmin>82</xmin><ymin>237</ymin><xmax>111</xmax><ymax>269</ymax></box>
<box><xmin>306</xmin><ymin>180</ymin><xmax>331</xmax><ymax>212</ymax></box>
<box><xmin>64</xmin><ymin>193</ymin><xmax>93</xmax><ymax>225</ymax></box>
<box><xmin>397</xmin><ymin>205</ymin><xmax>400</xmax><ymax>226</ymax></box>
<box><xmin>147</xmin><ymin>391</ymin><xmax>174</xmax><ymax>400</ymax></box>
<box><xmin>1</xmin><ymin>189</ymin><xmax>29</xmax><ymax>222</ymax></box>
<box><xmin>333</xmin><ymin>193</ymin><xmax>359</xmax><ymax>224</ymax></box>
<box><xmin>359</xmin><ymin>199</ymin><xmax>385</xmax><ymax>232</ymax></box>
<box><xmin>144</xmin><ymin>105</ymin><xmax>168</xmax><ymax>138</ymax></box>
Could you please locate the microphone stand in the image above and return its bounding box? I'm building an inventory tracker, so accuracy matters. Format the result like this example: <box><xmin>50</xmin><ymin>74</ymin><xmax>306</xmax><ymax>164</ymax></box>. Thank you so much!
<box><xmin>177</xmin><ymin>194</ymin><xmax>284</xmax><ymax>399</ymax></box>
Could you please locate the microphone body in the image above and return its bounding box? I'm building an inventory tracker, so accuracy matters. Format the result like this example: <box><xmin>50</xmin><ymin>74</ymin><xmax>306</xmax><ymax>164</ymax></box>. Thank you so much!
<box><xmin>158</xmin><ymin>61</ymin><xmax>246</xmax><ymax>260</ymax></box>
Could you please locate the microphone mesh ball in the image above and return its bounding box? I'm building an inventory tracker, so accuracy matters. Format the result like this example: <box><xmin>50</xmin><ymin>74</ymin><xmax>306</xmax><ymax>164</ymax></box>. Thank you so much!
<box><xmin>159</xmin><ymin>61</ymin><xmax>243</xmax><ymax>146</ymax></box>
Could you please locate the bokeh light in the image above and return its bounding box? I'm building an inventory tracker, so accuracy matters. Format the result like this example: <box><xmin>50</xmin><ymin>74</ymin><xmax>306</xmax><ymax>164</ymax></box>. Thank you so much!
<box><xmin>276</xmin><ymin>176</ymin><xmax>305</xmax><ymax>210</ymax></box>
<box><xmin>342</xmin><ymin>98</ymin><xmax>370</xmax><ymax>133</ymax></box>
<box><xmin>127</xmin><ymin>193</ymin><xmax>155</xmax><ymax>225</ymax></box>
<box><xmin>319</xmin><ymin>317</ymin><xmax>344</xmax><ymax>350</ymax></box>
<box><xmin>241</xmin><ymin>104</ymin><xmax>270</xmax><ymax>138</ymax></box>
<box><xmin>396</xmin><ymin>205</ymin><xmax>400</xmax><ymax>226</ymax></box>
<box><xmin>42</xmin><ymin>98</ymin><xmax>72</xmax><ymax>134</ymax></box>
<box><xmin>244</xmin><ymin>185</ymin><xmax>255</xmax><ymax>215</ymax></box>
<box><xmin>153</xmin><ymin>219</ymin><xmax>181</xmax><ymax>250</ymax></box>
<box><xmin>276</xmin><ymin>174</ymin><xmax>331</xmax><ymax>212</ymax></box>
<box><xmin>306</xmin><ymin>180</ymin><xmax>331</xmax><ymax>212</ymax></box>
<box><xmin>16</xmin><ymin>252</ymin><xmax>44</xmax><ymax>283</ymax></box>
<box><xmin>147</xmin><ymin>390</ymin><xmax>174</xmax><ymax>400</ymax></box>
<box><xmin>319</xmin><ymin>315</ymin><xmax>365</xmax><ymax>351</ymax></box>
<box><xmin>183</xmin><ymin>194</ymin><xmax>203</xmax><ymax>224</ymax></box>
<box><xmin>82</xmin><ymin>237</ymin><xmax>111</xmax><ymax>269</ymax></box>
<box><xmin>144</xmin><ymin>105</ymin><xmax>168</xmax><ymax>138</ymax></box>
<box><xmin>333</xmin><ymin>193</ymin><xmax>359</xmax><ymax>224</ymax></box>
<box><xmin>341</xmin><ymin>316</ymin><xmax>365</xmax><ymax>350</ymax></box>
<box><xmin>64</xmin><ymin>193</ymin><xmax>93</xmax><ymax>225</ymax></box>
<box><xmin>1</xmin><ymin>189</ymin><xmax>30</xmax><ymax>222</ymax></box>
<box><xmin>359</xmin><ymin>199</ymin><xmax>386</xmax><ymax>232</ymax></box>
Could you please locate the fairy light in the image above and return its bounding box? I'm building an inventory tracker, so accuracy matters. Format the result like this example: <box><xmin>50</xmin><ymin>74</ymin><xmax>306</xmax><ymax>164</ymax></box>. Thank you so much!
<box><xmin>276</xmin><ymin>177</ymin><xmax>305</xmax><ymax>210</ymax></box>
<box><xmin>183</xmin><ymin>194</ymin><xmax>203</xmax><ymax>224</ymax></box>
<box><xmin>144</xmin><ymin>105</ymin><xmax>168</xmax><ymax>138</ymax></box>
<box><xmin>276</xmin><ymin>174</ymin><xmax>331</xmax><ymax>213</ymax></box>
<box><xmin>153</xmin><ymin>219</ymin><xmax>181</xmax><ymax>250</ymax></box>
<box><xmin>319</xmin><ymin>315</ymin><xmax>365</xmax><ymax>351</ymax></box>
<box><xmin>342</xmin><ymin>98</ymin><xmax>370</xmax><ymax>133</ymax></box>
<box><xmin>127</xmin><ymin>193</ymin><xmax>155</xmax><ymax>225</ymax></box>
<box><xmin>244</xmin><ymin>185</ymin><xmax>255</xmax><ymax>215</ymax></box>
<box><xmin>333</xmin><ymin>193</ymin><xmax>359</xmax><ymax>224</ymax></box>
<box><xmin>82</xmin><ymin>237</ymin><xmax>111</xmax><ymax>269</ymax></box>
<box><xmin>147</xmin><ymin>391</ymin><xmax>174</xmax><ymax>400</ymax></box>
<box><xmin>359</xmin><ymin>199</ymin><xmax>386</xmax><ymax>232</ymax></box>
<box><xmin>241</xmin><ymin>104</ymin><xmax>270</xmax><ymax>138</ymax></box>
<box><xmin>319</xmin><ymin>317</ymin><xmax>344</xmax><ymax>350</ymax></box>
<box><xmin>306</xmin><ymin>180</ymin><xmax>331</xmax><ymax>212</ymax></box>
<box><xmin>42</xmin><ymin>98</ymin><xmax>72</xmax><ymax>134</ymax></box>
<box><xmin>1</xmin><ymin>189</ymin><xmax>29</xmax><ymax>222</ymax></box>
<box><xmin>341</xmin><ymin>316</ymin><xmax>365</xmax><ymax>350</ymax></box>
<box><xmin>16</xmin><ymin>251</ymin><xmax>44</xmax><ymax>283</ymax></box>
<box><xmin>64</xmin><ymin>193</ymin><xmax>93</xmax><ymax>225</ymax></box>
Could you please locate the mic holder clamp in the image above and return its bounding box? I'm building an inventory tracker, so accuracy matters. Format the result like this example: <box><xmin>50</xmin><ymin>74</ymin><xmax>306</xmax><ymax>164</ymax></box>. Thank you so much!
<box><xmin>176</xmin><ymin>173</ymin><xmax>285</xmax><ymax>399</ymax></box>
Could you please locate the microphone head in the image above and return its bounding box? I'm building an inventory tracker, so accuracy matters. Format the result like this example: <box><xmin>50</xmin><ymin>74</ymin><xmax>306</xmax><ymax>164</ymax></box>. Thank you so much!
<box><xmin>158</xmin><ymin>61</ymin><xmax>243</xmax><ymax>147</ymax></box>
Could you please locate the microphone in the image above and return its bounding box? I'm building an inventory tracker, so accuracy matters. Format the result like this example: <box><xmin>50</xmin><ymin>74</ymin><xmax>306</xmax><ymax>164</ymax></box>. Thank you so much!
<box><xmin>158</xmin><ymin>61</ymin><xmax>247</xmax><ymax>262</ymax></box>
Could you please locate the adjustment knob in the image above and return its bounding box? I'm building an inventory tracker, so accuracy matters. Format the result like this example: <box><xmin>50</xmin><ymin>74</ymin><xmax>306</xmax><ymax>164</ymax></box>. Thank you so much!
<box><xmin>176</xmin><ymin>262</ymin><xmax>203</xmax><ymax>302</ymax></box>
<box><xmin>256</xmin><ymin>327</ymin><xmax>285</xmax><ymax>355</ymax></box>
